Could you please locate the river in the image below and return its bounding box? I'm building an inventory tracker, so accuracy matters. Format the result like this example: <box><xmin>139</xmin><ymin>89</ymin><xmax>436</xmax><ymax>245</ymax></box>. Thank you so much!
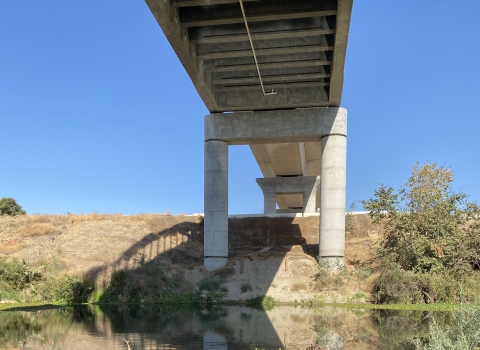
<box><xmin>0</xmin><ymin>304</ymin><xmax>450</xmax><ymax>349</ymax></box>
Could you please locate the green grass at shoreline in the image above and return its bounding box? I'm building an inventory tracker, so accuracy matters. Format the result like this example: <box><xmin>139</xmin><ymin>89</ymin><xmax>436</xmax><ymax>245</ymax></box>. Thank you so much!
<box><xmin>0</xmin><ymin>299</ymin><xmax>465</xmax><ymax>313</ymax></box>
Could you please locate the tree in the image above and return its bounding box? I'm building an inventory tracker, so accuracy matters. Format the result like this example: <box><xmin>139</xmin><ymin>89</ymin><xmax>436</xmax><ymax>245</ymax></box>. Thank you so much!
<box><xmin>361</xmin><ymin>162</ymin><xmax>480</xmax><ymax>275</ymax></box>
<box><xmin>0</xmin><ymin>197</ymin><xmax>26</xmax><ymax>216</ymax></box>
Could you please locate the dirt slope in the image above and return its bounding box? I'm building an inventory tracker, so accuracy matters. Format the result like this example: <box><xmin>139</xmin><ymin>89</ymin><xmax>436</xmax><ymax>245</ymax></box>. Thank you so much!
<box><xmin>0</xmin><ymin>213</ymin><xmax>382</xmax><ymax>302</ymax></box>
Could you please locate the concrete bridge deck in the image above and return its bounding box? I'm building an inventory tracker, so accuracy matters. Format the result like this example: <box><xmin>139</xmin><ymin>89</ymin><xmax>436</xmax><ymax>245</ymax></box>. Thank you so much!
<box><xmin>145</xmin><ymin>0</ymin><xmax>352</xmax><ymax>112</ymax></box>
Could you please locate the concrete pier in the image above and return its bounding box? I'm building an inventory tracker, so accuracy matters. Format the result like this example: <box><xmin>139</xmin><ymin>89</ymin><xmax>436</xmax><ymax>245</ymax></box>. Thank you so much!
<box><xmin>319</xmin><ymin>134</ymin><xmax>347</xmax><ymax>263</ymax></box>
<box><xmin>204</xmin><ymin>140</ymin><xmax>229</xmax><ymax>270</ymax></box>
<box><xmin>204</xmin><ymin>108</ymin><xmax>347</xmax><ymax>270</ymax></box>
<box><xmin>256</xmin><ymin>176</ymin><xmax>321</xmax><ymax>214</ymax></box>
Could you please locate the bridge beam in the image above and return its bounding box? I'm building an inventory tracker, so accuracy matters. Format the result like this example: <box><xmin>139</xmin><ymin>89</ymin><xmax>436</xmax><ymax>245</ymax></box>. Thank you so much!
<box><xmin>203</xmin><ymin>107</ymin><xmax>347</xmax><ymax>270</ymax></box>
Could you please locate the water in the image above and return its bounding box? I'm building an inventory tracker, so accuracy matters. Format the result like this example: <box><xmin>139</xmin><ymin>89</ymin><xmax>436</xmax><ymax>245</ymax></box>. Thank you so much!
<box><xmin>0</xmin><ymin>304</ymin><xmax>449</xmax><ymax>350</ymax></box>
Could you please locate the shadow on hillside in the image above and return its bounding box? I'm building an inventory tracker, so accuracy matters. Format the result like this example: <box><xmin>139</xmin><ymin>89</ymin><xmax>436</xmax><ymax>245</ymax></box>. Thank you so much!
<box><xmin>72</xmin><ymin>216</ymin><xmax>320</xmax><ymax>348</ymax></box>
<box><xmin>81</xmin><ymin>216</ymin><xmax>319</xmax><ymax>296</ymax></box>
<box><xmin>84</xmin><ymin>220</ymin><xmax>204</xmax><ymax>285</ymax></box>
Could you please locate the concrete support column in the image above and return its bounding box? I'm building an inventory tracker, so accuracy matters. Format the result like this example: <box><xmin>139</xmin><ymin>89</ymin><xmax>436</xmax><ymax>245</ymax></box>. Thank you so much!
<box><xmin>319</xmin><ymin>134</ymin><xmax>346</xmax><ymax>263</ymax></box>
<box><xmin>263</xmin><ymin>191</ymin><xmax>277</xmax><ymax>214</ymax></box>
<box><xmin>204</xmin><ymin>140</ymin><xmax>228</xmax><ymax>270</ymax></box>
<box><xmin>303</xmin><ymin>189</ymin><xmax>317</xmax><ymax>214</ymax></box>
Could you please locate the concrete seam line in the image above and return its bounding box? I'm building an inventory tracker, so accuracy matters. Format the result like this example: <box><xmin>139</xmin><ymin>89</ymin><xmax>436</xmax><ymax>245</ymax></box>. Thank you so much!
<box><xmin>204</xmin><ymin>139</ymin><xmax>229</xmax><ymax>144</ymax></box>
<box><xmin>204</xmin><ymin>256</ymin><xmax>229</xmax><ymax>259</ymax></box>
<box><xmin>320</xmin><ymin>133</ymin><xmax>347</xmax><ymax>139</ymax></box>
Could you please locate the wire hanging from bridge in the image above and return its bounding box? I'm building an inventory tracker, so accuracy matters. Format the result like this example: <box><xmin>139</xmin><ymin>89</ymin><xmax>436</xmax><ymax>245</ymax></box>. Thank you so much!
<box><xmin>239</xmin><ymin>0</ymin><xmax>277</xmax><ymax>96</ymax></box>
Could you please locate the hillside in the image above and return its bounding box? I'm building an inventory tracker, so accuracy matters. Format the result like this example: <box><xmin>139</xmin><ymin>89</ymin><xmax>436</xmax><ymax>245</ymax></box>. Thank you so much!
<box><xmin>0</xmin><ymin>213</ymin><xmax>383</xmax><ymax>303</ymax></box>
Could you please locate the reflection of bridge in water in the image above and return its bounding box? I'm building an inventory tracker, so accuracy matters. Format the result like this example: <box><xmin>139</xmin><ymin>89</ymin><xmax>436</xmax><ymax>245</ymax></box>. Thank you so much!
<box><xmin>144</xmin><ymin>0</ymin><xmax>353</xmax><ymax>270</ymax></box>
<box><xmin>1</xmin><ymin>302</ymin><xmax>438</xmax><ymax>349</ymax></box>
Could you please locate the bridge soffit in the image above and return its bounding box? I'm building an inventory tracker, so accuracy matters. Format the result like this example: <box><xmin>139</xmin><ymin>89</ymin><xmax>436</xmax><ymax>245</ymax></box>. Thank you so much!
<box><xmin>145</xmin><ymin>0</ymin><xmax>353</xmax><ymax>112</ymax></box>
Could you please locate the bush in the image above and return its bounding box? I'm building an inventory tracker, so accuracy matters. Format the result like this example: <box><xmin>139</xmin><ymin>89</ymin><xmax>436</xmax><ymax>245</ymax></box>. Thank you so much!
<box><xmin>362</xmin><ymin>162</ymin><xmax>480</xmax><ymax>274</ymax></box>
<box><xmin>198</xmin><ymin>275</ymin><xmax>225</xmax><ymax>292</ymax></box>
<box><xmin>315</xmin><ymin>258</ymin><xmax>349</xmax><ymax>291</ymax></box>
<box><xmin>0</xmin><ymin>259</ymin><xmax>94</xmax><ymax>304</ymax></box>
<box><xmin>362</xmin><ymin>163</ymin><xmax>480</xmax><ymax>303</ymax></box>
<box><xmin>99</xmin><ymin>254</ymin><xmax>181</xmax><ymax>304</ymax></box>
<box><xmin>245</xmin><ymin>295</ymin><xmax>275</xmax><ymax>310</ymax></box>
<box><xmin>371</xmin><ymin>261</ymin><xmax>463</xmax><ymax>304</ymax></box>
<box><xmin>417</xmin><ymin>303</ymin><xmax>480</xmax><ymax>349</ymax></box>
<box><xmin>240</xmin><ymin>283</ymin><xmax>252</xmax><ymax>293</ymax></box>
<box><xmin>0</xmin><ymin>197</ymin><xmax>26</xmax><ymax>216</ymax></box>
<box><xmin>0</xmin><ymin>259</ymin><xmax>43</xmax><ymax>291</ymax></box>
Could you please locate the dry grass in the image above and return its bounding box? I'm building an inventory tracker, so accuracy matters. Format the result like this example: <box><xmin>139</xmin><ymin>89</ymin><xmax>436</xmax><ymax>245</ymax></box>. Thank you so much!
<box><xmin>0</xmin><ymin>213</ymin><xmax>383</xmax><ymax>302</ymax></box>
<box><xmin>66</xmin><ymin>213</ymin><xmax>124</xmax><ymax>224</ymax></box>
<box><xmin>22</xmin><ymin>222</ymin><xmax>57</xmax><ymax>236</ymax></box>
<box><xmin>0</xmin><ymin>238</ymin><xmax>22</xmax><ymax>254</ymax></box>
<box><xmin>0</xmin><ymin>213</ymin><xmax>204</xmax><ymax>287</ymax></box>
<box><xmin>290</xmin><ymin>282</ymin><xmax>309</xmax><ymax>292</ymax></box>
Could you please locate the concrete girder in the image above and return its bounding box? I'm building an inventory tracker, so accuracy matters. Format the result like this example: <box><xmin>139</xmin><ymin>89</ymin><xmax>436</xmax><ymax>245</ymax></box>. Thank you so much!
<box><xmin>205</xmin><ymin>108</ymin><xmax>346</xmax><ymax>145</ymax></box>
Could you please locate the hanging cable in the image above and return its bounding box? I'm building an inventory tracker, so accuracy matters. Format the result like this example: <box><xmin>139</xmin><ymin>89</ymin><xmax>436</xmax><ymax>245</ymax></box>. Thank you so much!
<box><xmin>239</xmin><ymin>0</ymin><xmax>276</xmax><ymax>96</ymax></box>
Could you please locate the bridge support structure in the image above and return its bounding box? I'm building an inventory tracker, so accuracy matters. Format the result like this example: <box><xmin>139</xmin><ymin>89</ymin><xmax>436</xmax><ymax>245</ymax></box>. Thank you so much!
<box><xmin>204</xmin><ymin>107</ymin><xmax>347</xmax><ymax>270</ymax></box>
<box><xmin>256</xmin><ymin>176</ymin><xmax>320</xmax><ymax>214</ymax></box>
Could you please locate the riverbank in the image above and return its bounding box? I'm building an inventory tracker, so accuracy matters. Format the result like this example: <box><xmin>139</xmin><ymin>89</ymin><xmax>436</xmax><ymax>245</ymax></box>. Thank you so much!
<box><xmin>0</xmin><ymin>213</ymin><xmax>382</xmax><ymax>305</ymax></box>
<box><xmin>0</xmin><ymin>300</ymin><xmax>460</xmax><ymax>313</ymax></box>
<box><xmin>1</xmin><ymin>213</ymin><xmax>478</xmax><ymax>307</ymax></box>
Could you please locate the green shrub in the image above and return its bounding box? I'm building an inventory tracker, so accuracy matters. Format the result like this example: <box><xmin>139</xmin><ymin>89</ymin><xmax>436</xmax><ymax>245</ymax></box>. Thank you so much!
<box><xmin>38</xmin><ymin>276</ymin><xmax>93</xmax><ymax>304</ymax></box>
<box><xmin>361</xmin><ymin>162</ymin><xmax>480</xmax><ymax>275</ymax></box>
<box><xmin>372</xmin><ymin>262</ymin><xmax>424</xmax><ymax>304</ymax></box>
<box><xmin>245</xmin><ymin>295</ymin><xmax>275</xmax><ymax>310</ymax></box>
<box><xmin>0</xmin><ymin>259</ymin><xmax>94</xmax><ymax>304</ymax></box>
<box><xmin>372</xmin><ymin>259</ymin><xmax>480</xmax><ymax>304</ymax></box>
<box><xmin>418</xmin><ymin>303</ymin><xmax>480</xmax><ymax>349</ymax></box>
<box><xmin>0</xmin><ymin>259</ymin><xmax>43</xmax><ymax>291</ymax></box>
<box><xmin>99</xmin><ymin>255</ymin><xmax>182</xmax><ymax>304</ymax></box>
<box><xmin>315</xmin><ymin>258</ymin><xmax>349</xmax><ymax>291</ymax></box>
<box><xmin>0</xmin><ymin>197</ymin><xmax>26</xmax><ymax>216</ymax></box>
<box><xmin>362</xmin><ymin>163</ymin><xmax>480</xmax><ymax>304</ymax></box>
<box><xmin>240</xmin><ymin>283</ymin><xmax>252</xmax><ymax>293</ymax></box>
<box><xmin>198</xmin><ymin>275</ymin><xmax>225</xmax><ymax>292</ymax></box>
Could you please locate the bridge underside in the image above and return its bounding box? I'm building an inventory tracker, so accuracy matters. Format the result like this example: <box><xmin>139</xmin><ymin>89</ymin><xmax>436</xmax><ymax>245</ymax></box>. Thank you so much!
<box><xmin>145</xmin><ymin>0</ymin><xmax>351</xmax><ymax>112</ymax></box>
<box><xmin>145</xmin><ymin>0</ymin><xmax>353</xmax><ymax>269</ymax></box>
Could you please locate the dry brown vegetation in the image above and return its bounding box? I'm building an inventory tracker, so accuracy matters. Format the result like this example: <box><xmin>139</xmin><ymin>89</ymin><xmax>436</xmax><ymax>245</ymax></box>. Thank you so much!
<box><xmin>0</xmin><ymin>213</ymin><xmax>204</xmax><ymax>286</ymax></box>
<box><xmin>0</xmin><ymin>213</ymin><xmax>382</xmax><ymax>303</ymax></box>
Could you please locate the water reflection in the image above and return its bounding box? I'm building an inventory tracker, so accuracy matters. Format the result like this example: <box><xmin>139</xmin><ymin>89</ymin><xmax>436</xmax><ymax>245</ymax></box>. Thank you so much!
<box><xmin>0</xmin><ymin>305</ymin><xmax>449</xmax><ymax>349</ymax></box>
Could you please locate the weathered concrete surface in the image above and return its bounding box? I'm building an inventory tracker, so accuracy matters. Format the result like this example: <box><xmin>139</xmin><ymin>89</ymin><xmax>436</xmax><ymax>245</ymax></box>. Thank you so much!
<box><xmin>205</xmin><ymin>107</ymin><xmax>347</xmax><ymax>145</ymax></box>
<box><xmin>320</xmin><ymin>134</ymin><xmax>347</xmax><ymax>259</ymax></box>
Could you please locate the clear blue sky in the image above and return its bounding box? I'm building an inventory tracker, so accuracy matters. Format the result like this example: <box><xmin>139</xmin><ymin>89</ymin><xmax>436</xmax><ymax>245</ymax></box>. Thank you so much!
<box><xmin>1</xmin><ymin>1</ymin><xmax>479</xmax><ymax>215</ymax></box>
